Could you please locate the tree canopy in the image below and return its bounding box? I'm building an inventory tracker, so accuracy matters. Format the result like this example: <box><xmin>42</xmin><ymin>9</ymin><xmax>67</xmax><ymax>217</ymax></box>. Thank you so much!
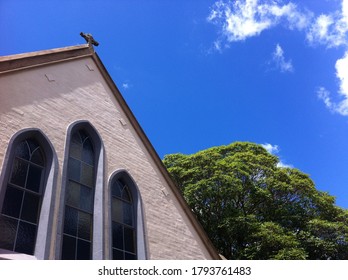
<box><xmin>163</xmin><ymin>142</ymin><xmax>348</xmax><ymax>259</ymax></box>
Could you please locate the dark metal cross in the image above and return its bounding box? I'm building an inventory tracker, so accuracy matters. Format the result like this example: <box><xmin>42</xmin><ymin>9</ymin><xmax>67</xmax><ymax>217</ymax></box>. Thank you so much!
<box><xmin>80</xmin><ymin>32</ymin><xmax>99</xmax><ymax>47</ymax></box>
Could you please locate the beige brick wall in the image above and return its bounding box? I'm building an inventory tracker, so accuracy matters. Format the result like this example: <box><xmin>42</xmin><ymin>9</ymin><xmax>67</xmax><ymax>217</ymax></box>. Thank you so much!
<box><xmin>0</xmin><ymin>57</ymin><xmax>212</xmax><ymax>259</ymax></box>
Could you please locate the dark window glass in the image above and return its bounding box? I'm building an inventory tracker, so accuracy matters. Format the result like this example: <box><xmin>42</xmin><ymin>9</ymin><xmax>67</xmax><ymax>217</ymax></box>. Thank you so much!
<box><xmin>0</xmin><ymin>138</ymin><xmax>46</xmax><ymax>255</ymax></box>
<box><xmin>112</xmin><ymin>222</ymin><xmax>123</xmax><ymax>250</ymax></box>
<box><xmin>14</xmin><ymin>141</ymin><xmax>30</xmax><ymax>160</ymax></box>
<box><xmin>26</xmin><ymin>165</ymin><xmax>43</xmax><ymax>193</ymax></box>
<box><xmin>80</xmin><ymin>185</ymin><xmax>93</xmax><ymax>213</ymax></box>
<box><xmin>123</xmin><ymin>203</ymin><xmax>133</xmax><ymax>226</ymax></box>
<box><xmin>81</xmin><ymin>163</ymin><xmax>94</xmax><ymax>187</ymax></box>
<box><xmin>111</xmin><ymin>178</ymin><xmax>137</xmax><ymax>260</ymax></box>
<box><xmin>10</xmin><ymin>159</ymin><xmax>28</xmax><ymax>187</ymax></box>
<box><xmin>61</xmin><ymin>129</ymin><xmax>96</xmax><ymax>260</ymax></box>
<box><xmin>122</xmin><ymin>188</ymin><xmax>131</xmax><ymax>202</ymax></box>
<box><xmin>68</xmin><ymin>158</ymin><xmax>81</xmax><ymax>182</ymax></box>
<box><xmin>2</xmin><ymin>186</ymin><xmax>23</xmax><ymax>218</ymax></box>
<box><xmin>30</xmin><ymin>147</ymin><xmax>44</xmax><ymax>166</ymax></box>
<box><xmin>82</xmin><ymin>140</ymin><xmax>94</xmax><ymax>165</ymax></box>
<box><xmin>61</xmin><ymin>235</ymin><xmax>76</xmax><ymax>260</ymax></box>
<box><xmin>15</xmin><ymin>221</ymin><xmax>36</xmax><ymax>255</ymax></box>
<box><xmin>77</xmin><ymin>239</ymin><xmax>91</xmax><ymax>260</ymax></box>
<box><xmin>78</xmin><ymin>212</ymin><xmax>91</xmax><ymax>240</ymax></box>
<box><xmin>27</xmin><ymin>139</ymin><xmax>39</xmax><ymax>155</ymax></box>
<box><xmin>21</xmin><ymin>192</ymin><xmax>40</xmax><ymax>223</ymax></box>
<box><xmin>113</xmin><ymin>248</ymin><xmax>123</xmax><ymax>260</ymax></box>
<box><xmin>124</xmin><ymin>227</ymin><xmax>135</xmax><ymax>253</ymax></box>
<box><xmin>66</xmin><ymin>181</ymin><xmax>80</xmax><ymax>209</ymax></box>
<box><xmin>0</xmin><ymin>216</ymin><xmax>17</xmax><ymax>251</ymax></box>
<box><xmin>111</xmin><ymin>180</ymin><xmax>122</xmax><ymax>197</ymax></box>
<box><xmin>125</xmin><ymin>252</ymin><xmax>136</xmax><ymax>260</ymax></box>
<box><xmin>70</xmin><ymin>142</ymin><xmax>82</xmax><ymax>160</ymax></box>
<box><xmin>63</xmin><ymin>206</ymin><xmax>78</xmax><ymax>236</ymax></box>
<box><xmin>71</xmin><ymin>132</ymin><xmax>82</xmax><ymax>144</ymax></box>
<box><xmin>111</xmin><ymin>197</ymin><xmax>122</xmax><ymax>223</ymax></box>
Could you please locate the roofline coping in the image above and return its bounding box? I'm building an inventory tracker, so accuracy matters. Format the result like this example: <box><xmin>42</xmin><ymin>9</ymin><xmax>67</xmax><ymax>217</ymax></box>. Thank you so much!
<box><xmin>0</xmin><ymin>44</ymin><xmax>93</xmax><ymax>73</ymax></box>
<box><xmin>90</xmin><ymin>52</ymin><xmax>221</xmax><ymax>260</ymax></box>
<box><xmin>0</xmin><ymin>44</ymin><xmax>90</xmax><ymax>61</ymax></box>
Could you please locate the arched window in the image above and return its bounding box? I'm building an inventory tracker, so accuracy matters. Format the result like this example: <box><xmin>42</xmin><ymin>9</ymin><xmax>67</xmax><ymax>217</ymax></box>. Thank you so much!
<box><xmin>0</xmin><ymin>138</ymin><xmax>46</xmax><ymax>255</ymax></box>
<box><xmin>109</xmin><ymin>171</ymin><xmax>147</xmax><ymax>260</ymax></box>
<box><xmin>111</xmin><ymin>177</ymin><xmax>137</xmax><ymax>260</ymax></box>
<box><xmin>0</xmin><ymin>129</ymin><xmax>57</xmax><ymax>260</ymax></box>
<box><xmin>61</xmin><ymin>130</ymin><xmax>96</xmax><ymax>260</ymax></box>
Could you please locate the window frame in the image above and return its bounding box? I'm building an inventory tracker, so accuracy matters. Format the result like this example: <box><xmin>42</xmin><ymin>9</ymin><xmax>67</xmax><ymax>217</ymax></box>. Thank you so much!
<box><xmin>108</xmin><ymin>170</ymin><xmax>147</xmax><ymax>260</ymax></box>
<box><xmin>0</xmin><ymin>129</ymin><xmax>58</xmax><ymax>260</ymax></box>
<box><xmin>56</xmin><ymin>120</ymin><xmax>104</xmax><ymax>260</ymax></box>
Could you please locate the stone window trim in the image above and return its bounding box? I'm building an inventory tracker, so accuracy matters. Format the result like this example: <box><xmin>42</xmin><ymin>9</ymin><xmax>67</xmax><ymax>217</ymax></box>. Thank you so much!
<box><xmin>0</xmin><ymin>128</ymin><xmax>58</xmax><ymax>260</ymax></box>
<box><xmin>56</xmin><ymin>120</ymin><xmax>105</xmax><ymax>260</ymax></box>
<box><xmin>107</xmin><ymin>170</ymin><xmax>147</xmax><ymax>260</ymax></box>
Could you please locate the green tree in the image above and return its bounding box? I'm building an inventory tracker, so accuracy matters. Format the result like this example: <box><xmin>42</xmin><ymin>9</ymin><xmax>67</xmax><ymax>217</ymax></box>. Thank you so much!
<box><xmin>163</xmin><ymin>142</ymin><xmax>348</xmax><ymax>259</ymax></box>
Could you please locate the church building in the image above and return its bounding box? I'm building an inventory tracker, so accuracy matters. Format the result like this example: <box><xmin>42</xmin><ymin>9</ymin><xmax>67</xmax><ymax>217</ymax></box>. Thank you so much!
<box><xmin>0</xmin><ymin>38</ymin><xmax>219</xmax><ymax>260</ymax></box>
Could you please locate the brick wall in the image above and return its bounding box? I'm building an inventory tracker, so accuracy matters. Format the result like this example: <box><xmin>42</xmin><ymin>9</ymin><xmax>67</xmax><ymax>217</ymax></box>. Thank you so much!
<box><xmin>0</xmin><ymin>57</ymin><xmax>213</xmax><ymax>259</ymax></box>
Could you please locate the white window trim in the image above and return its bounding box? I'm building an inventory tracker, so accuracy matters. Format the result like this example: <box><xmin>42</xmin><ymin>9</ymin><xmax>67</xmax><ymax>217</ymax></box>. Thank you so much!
<box><xmin>56</xmin><ymin>120</ymin><xmax>105</xmax><ymax>260</ymax></box>
<box><xmin>0</xmin><ymin>128</ymin><xmax>58</xmax><ymax>260</ymax></box>
<box><xmin>108</xmin><ymin>170</ymin><xmax>147</xmax><ymax>260</ymax></box>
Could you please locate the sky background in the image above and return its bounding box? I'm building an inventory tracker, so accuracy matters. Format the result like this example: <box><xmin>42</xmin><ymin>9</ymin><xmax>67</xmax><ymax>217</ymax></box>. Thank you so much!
<box><xmin>1</xmin><ymin>0</ymin><xmax>348</xmax><ymax>209</ymax></box>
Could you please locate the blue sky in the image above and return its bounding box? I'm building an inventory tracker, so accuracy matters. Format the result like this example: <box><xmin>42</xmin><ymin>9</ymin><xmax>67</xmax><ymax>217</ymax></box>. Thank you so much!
<box><xmin>1</xmin><ymin>0</ymin><xmax>348</xmax><ymax>209</ymax></box>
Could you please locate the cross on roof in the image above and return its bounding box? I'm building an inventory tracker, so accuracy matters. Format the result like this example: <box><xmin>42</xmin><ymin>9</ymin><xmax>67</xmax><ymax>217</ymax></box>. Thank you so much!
<box><xmin>80</xmin><ymin>32</ymin><xmax>99</xmax><ymax>47</ymax></box>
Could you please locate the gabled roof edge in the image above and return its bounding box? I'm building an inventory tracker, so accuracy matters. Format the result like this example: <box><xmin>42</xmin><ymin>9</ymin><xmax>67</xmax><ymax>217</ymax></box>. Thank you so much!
<box><xmin>91</xmin><ymin>52</ymin><xmax>221</xmax><ymax>260</ymax></box>
<box><xmin>0</xmin><ymin>44</ymin><xmax>93</xmax><ymax>74</ymax></box>
<box><xmin>0</xmin><ymin>45</ymin><xmax>221</xmax><ymax>259</ymax></box>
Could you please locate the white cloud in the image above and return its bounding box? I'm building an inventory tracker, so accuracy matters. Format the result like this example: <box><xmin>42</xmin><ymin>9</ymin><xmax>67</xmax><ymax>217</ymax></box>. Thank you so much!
<box><xmin>344</xmin><ymin>0</ymin><xmax>348</xmax><ymax>22</ymax></box>
<box><xmin>272</xmin><ymin>44</ymin><xmax>294</xmax><ymax>72</ymax></box>
<box><xmin>207</xmin><ymin>0</ymin><xmax>348</xmax><ymax>50</ymax></box>
<box><xmin>317</xmin><ymin>87</ymin><xmax>335</xmax><ymax>112</ymax></box>
<box><xmin>306</xmin><ymin>0</ymin><xmax>348</xmax><ymax>48</ymax></box>
<box><xmin>213</xmin><ymin>40</ymin><xmax>223</xmax><ymax>52</ymax></box>
<box><xmin>207</xmin><ymin>0</ymin><xmax>348</xmax><ymax>118</ymax></box>
<box><xmin>306</xmin><ymin>14</ymin><xmax>334</xmax><ymax>45</ymax></box>
<box><xmin>262</xmin><ymin>143</ymin><xmax>279</xmax><ymax>154</ymax></box>
<box><xmin>276</xmin><ymin>161</ymin><xmax>293</xmax><ymax>168</ymax></box>
<box><xmin>207</xmin><ymin>0</ymin><xmax>311</xmax><ymax>50</ymax></box>
<box><xmin>261</xmin><ymin>143</ymin><xmax>293</xmax><ymax>168</ymax></box>
<box><xmin>334</xmin><ymin>51</ymin><xmax>348</xmax><ymax>115</ymax></box>
<box><xmin>336</xmin><ymin>50</ymin><xmax>348</xmax><ymax>97</ymax></box>
<box><xmin>318</xmin><ymin>51</ymin><xmax>348</xmax><ymax>116</ymax></box>
<box><xmin>122</xmin><ymin>83</ymin><xmax>130</xmax><ymax>89</ymax></box>
<box><xmin>313</xmin><ymin>1</ymin><xmax>348</xmax><ymax>117</ymax></box>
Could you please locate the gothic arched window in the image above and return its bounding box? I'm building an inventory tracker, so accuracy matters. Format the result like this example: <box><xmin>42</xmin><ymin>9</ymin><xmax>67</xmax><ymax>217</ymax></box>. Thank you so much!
<box><xmin>0</xmin><ymin>139</ymin><xmax>45</xmax><ymax>255</ymax></box>
<box><xmin>61</xmin><ymin>130</ymin><xmax>96</xmax><ymax>260</ymax></box>
<box><xmin>111</xmin><ymin>177</ymin><xmax>137</xmax><ymax>260</ymax></box>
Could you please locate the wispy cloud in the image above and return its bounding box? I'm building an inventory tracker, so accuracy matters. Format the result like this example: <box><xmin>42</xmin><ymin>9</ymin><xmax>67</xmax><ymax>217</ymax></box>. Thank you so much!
<box><xmin>262</xmin><ymin>143</ymin><xmax>293</xmax><ymax>168</ymax></box>
<box><xmin>306</xmin><ymin>0</ymin><xmax>348</xmax><ymax>48</ymax></box>
<box><xmin>207</xmin><ymin>0</ymin><xmax>311</xmax><ymax>50</ymax></box>
<box><xmin>313</xmin><ymin>0</ymin><xmax>348</xmax><ymax>116</ymax></box>
<box><xmin>318</xmin><ymin>51</ymin><xmax>348</xmax><ymax>115</ymax></box>
<box><xmin>207</xmin><ymin>0</ymin><xmax>348</xmax><ymax>50</ymax></box>
<box><xmin>208</xmin><ymin>0</ymin><xmax>348</xmax><ymax>117</ymax></box>
<box><xmin>207</xmin><ymin>0</ymin><xmax>348</xmax><ymax>51</ymax></box>
<box><xmin>272</xmin><ymin>44</ymin><xmax>294</xmax><ymax>72</ymax></box>
<box><xmin>317</xmin><ymin>87</ymin><xmax>335</xmax><ymax>112</ymax></box>
<box><xmin>262</xmin><ymin>143</ymin><xmax>279</xmax><ymax>154</ymax></box>
<box><xmin>337</xmin><ymin>51</ymin><xmax>348</xmax><ymax>96</ymax></box>
<box><xmin>122</xmin><ymin>81</ymin><xmax>133</xmax><ymax>90</ymax></box>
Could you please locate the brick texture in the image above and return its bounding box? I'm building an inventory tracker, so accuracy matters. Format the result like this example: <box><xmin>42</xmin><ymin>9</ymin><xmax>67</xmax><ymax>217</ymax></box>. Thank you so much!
<box><xmin>0</xmin><ymin>57</ymin><xmax>213</xmax><ymax>259</ymax></box>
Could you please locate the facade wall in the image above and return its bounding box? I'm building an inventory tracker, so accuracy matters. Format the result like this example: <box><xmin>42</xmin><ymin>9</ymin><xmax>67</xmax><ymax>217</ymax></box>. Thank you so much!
<box><xmin>0</xmin><ymin>56</ymin><xmax>213</xmax><ymax>259</ymax></box>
